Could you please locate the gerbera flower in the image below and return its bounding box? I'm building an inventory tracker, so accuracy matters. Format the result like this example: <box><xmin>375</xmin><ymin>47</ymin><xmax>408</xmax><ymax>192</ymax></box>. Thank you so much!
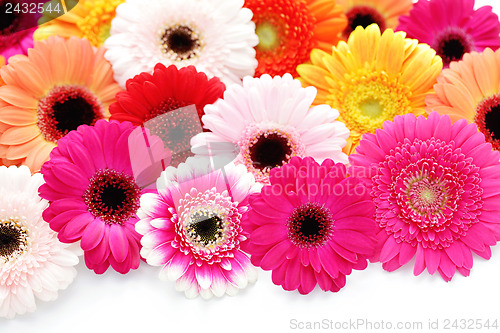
<box><xmin>426</xmin><ymin>48</ymin><xmax>500</xmax><ymax>152</ymax></box>
<box><xmin>397</xmin><ymin>0</ymin><xmax>500</xmax><ymax>67</ymax></box>
<box><xmin>0</xmin><ymin>36</ymin><xmax>121</xmax><ymax>172</ymax></box>
<box><xmin>136</xmin><ymin>156</ymin><xmax>259</xmax><ymax>299</ymax></box>
<box><xmin>337</xmin><ymin>0</ymin><xmax>412</xmax><ymax>39</ymax></box>
<box><xmin>297</xmin><ymin>24</ymin><xmax>442</xmax><ymax>154</ymax></box>
<box><xmin>34</xmin><ymin>0</ymin><xmax>124</xmax><ymax>47</ymax></box>
<box><xmin>243</xmin><ymin>0</ymin><xmax>347</xmax><ymax>77</ymax></box>
<box><xmin>0</xmin><ymin>0</ymin><xmax>44</xmax><ymax>62</ymax></box>
<box><xmin>349</xmin><ymin>112</ymin><xmax>500</xmax><ymax>281</ymax></box>
<box><xmin>243</xmin><ymin>156</ymin><xmax>376</xmax><ymax>294</ymax></box>
<box><xmin>0</xmin><ymin>165</ymin><xmax>80</xmax><ymax>319</ymax></box>
<box><xmin>39</xmin><ymin>120</ymin><xmax>166</xmax><ymax>274</ymax></box>
<box><xmin>110</xmin><ymin>63</ymin><xmax>224</xmax><ymax>127</ymax></box>
<box><xmin>104</xmin><ymin>0</ymin><xmax>258</xmax><ymax>87</ymax></box>
<box><xmin>191</xmin><ymin>74</ymin><xmax>350</xmax><ymax>184</ymax></box>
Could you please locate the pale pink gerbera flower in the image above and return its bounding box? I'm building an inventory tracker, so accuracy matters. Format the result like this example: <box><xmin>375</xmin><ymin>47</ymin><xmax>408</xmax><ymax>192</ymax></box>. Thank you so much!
<box><xmin>136</xmin><ymin>157</ymin><xmax>260</xmax><ymax>299</ymax></box>
<box><xmin>191</xmin><ymin>74</ymin><xmax>350</xmax><ymax>184</ymax></box>
<box><xmin>1</xmin><ymin>166</ymin><xmax>80</xmax><ymax>319</ymax></box>
<box><xmin>39</xmin><ymin>120</ymin><xmax>167</xmax><ymax>274</ymax></box>
<box><xmin>243</xmin><ymin>157</ymin><xmax>377</xmax><ymax>294</ymax></box>
<box><xmin>350</xmin><ymin>112</ymin><xmax>500</xmax><ymax>281</ymax></box>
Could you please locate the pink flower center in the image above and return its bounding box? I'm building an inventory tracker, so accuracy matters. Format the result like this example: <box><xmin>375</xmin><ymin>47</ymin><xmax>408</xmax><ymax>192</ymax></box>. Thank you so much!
<box><xmin>474</xmin><ymin>94</ymin><xmax>500</xmax><ymax>151</ymax></box>
<box><xmin>343</xmin><ymin>6</ymin><xmax>386</xmax><ymax>38</ymax></box>
<box><xmin>176</xmin><ymin>188</ymin><xmax>242</xmax><ymax>264</ymax></box>
<box><xmin>433</xmin><ymin>27</ymin><xmax>473</xmax><ymax>66</ymax></box>
<box><xmin>287</xmin><ymin>202</ymin><xmax>333</xmax><ymax>248</ymax></box>
<box><xmin>160</xmin><ymin>25</ymin><xmax>202</xmax><ymax>61</ymax></box>
<box><xmin>37</xmin><ymin>85</ymin><xmax>105</xmax><ymax>143</ymax></box>
<box><xmin>0</xmin><ymin>218</ymin><xmax>28</xmax><ymax>262</ymax></box>
<box><xmin>373</xmin><ymin>137</ymin><xmax>483</xmax><ymax>249</ymax></box>
<box><xmin>83</xmin><ymin>169</ymin><xmax>141</xmax><ymax>225</ymax></box>
<box><xmin>239</xmin><ymin>125</ymin><xmax>305</xmax><ymax>182</ymax></box>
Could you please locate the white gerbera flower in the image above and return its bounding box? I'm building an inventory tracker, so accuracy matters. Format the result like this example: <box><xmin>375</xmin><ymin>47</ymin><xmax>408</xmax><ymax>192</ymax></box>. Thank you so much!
<box><xmin>0</xmin><ymin>166</ymin><xmax>80</xmax><ymax>319</ymax></box>
<box><xmin>104</xmin><ymin>0</ymin><xmax>258</xmax><ymax>87</ymax></box>
<box><xmin>191</xmin><ymin>74</ymin><xmax>351</xmax><ymax>183</ymax></box>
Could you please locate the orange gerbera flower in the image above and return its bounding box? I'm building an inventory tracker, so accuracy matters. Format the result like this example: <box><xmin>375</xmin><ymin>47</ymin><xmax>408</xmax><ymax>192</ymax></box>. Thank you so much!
<box><xmin>243</xmin><ymin>0</ymin><xmax>347</xmax><ymax>77</ymax></box>
<box><xmin>0</xmin><ymin>36</ymin><xmax>121</xmax><ymax>171</ymax></box>
<box><xmin>34</xmin><ymin>0</ymin><xmax>124</xmax><ymax>47</ymax></box>
<box><xmin>297</xmin><ymin>24</ymin><xmax>442</xmax><ymax>153</ymax></box>
<box><xmin>337</xmin><ymin>0</ymin><xmax>412</xmax><ymax>39</ymax></box>
<box><xmin>426</xmin><ymin>48</ymin><xmax>500</xmax><ymax>151</ymax></box>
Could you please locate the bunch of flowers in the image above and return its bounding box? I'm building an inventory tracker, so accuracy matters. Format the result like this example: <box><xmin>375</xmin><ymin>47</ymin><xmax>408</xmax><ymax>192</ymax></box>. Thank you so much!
<box><xmin>1</xmin><ymin>0</ymin><xmax>500</xmax><ymax>319</ymax></box>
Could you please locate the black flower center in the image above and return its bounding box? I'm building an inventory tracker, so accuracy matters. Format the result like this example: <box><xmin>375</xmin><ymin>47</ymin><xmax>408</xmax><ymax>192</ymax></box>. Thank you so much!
<box><xmin>474</xmin><ymin>94</ymin><xmax>500</xmax><ymax>151</ymax></box>
<box><xmin>249</xmin><ymin>132</ymin><xmax>292</xmax><ymax>170</ymax></box>
<box><xmin>161</xmin><ymin>25</ymin><xmax>201</xmax><ymax>60</ymax></box>
<box><xmin>0</xmin><ymin>3</ymin><xmax>18</xmax><ymax>33</ymax></box>
<box><xmin>187</xmin><ymin>210</ymin><xmax>224</xmax><ymax>246</ymax></box>
<box><xmin>344</xmin><ymin>6</ymin><xmax>386</xmax><ymax>38</ymax></box>
<box><xmin>288</xmin><ymin>203</ymin><xmax>332</xmax><ymax>248</ymax></box>
<box><xmin>0</xmin><ymin>219</ymin><xmax>28</xmax><ymax>261</ymax></box>
<box><xmin>37</xmin><ymin>85</ymin><xmax>104</xmax><ymax>143</ymax></box>
<box><xmin>435</xmin><ymin>29</ymin><xmax>472</xmax><ymax>66</ymax></box>
<box><xmin>84</xmin><ymin>169</ymin><xmax>141</xmax><ymax>225</ymax></box>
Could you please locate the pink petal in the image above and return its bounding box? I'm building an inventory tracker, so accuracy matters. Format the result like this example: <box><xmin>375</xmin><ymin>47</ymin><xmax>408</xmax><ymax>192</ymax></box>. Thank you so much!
<box><xmin>413</xmin><ymin>244</ymin><xmax>426</xmax><ymax>276</ymax></box>
<box><xmin>284</xmin><ymin>258</ymin><xmax>301</xmax><ymax>291</ymax></box>
<box><xmin>81</xmin><ymin>219</ymin><xmax>105</xmax><ymax>251</ymax></box>
<box><xmin>398</xmin><ymin>243</ymin><xmax>417</xmax><ymax>266</ymax></box>
<box><xmin>424</xmin><ymin>248</ymin><xmax>440</xmax><ymax>274</ymax></box>
<box><xmin>109</xmin><ymin>224</ymin><xmax>129</xmax><ymax>263</ymax></box>
<box><xmin>298</xmin><ymin>265</ymin><xmax>316</xmax><ymax>295</ymax></box>
<box><xmin>379</xmin><ymin>236</ymin><xmax>401</xmax><ymax>263</ymax></box>
<box><xmin>195</xmin><ymin>264</ymin><xmax>212</xmax><ymax>290</ymax></box>
<box><xmin>147</xmin><ymin>242</ymin><xmax>176</xmax><ymax>266</ymax></box>
<box><xmin>259</xmin><ymin>240</ymin><xmax>292</xmax><ymax>270</ymax></box>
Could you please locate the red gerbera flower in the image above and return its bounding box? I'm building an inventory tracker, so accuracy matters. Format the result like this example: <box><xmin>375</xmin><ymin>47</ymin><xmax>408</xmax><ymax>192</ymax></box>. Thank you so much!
<box><xmin>109</xmin><ymin>63</ymin><xmax>225</xmax><ymax>126</ymax></box>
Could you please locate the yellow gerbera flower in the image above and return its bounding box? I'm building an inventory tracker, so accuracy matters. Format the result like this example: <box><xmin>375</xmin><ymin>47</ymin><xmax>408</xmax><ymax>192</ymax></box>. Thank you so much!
<box><xmin>297</xmin><ymin>24</ymin><xmax>442</xmax><ymax>153</ymax></box>
<box><xmin>34</xmin><ymin>0</ymin><xmax>124</xmax><ymax>47</ymax></box>
<box><xmin>337</xmin><ymin>0</ymin><xmax>412</xmax><ymax>39</ymax></box>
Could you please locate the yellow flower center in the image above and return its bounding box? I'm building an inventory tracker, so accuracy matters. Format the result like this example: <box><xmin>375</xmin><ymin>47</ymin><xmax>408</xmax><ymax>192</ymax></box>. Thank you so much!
<box><xmin>331</xmin><ymin>69</ymin><xmax>412</xmax><ymax>138</ymax></box>
<box><xmin>256</xmin><ymin>22</ymin><xmax>280</xmax><ymax>51</ymax></box>
<box><xmin>76</xmin><ymin>0</ymin><xmax>124</xmax><ymax>46</ymax></box>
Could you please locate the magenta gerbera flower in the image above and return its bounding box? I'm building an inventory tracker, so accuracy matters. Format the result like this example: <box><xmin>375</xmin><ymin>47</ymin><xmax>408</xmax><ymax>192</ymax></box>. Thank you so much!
<box><xmin>396</xmin><ymin>0</ymin><xmax>500</xmax><ymax>67</ymax></box>
<box><xmin>349</xmin><ymin>112</ymin><xmax>500</xmax><ymax>281</ymax></box>
<box><xmin>136</xmin><ymin>157</ymin><xmax>260</xmax><ymax>299</ymax></box>
<box><xmin>243</xmin><ymin>156</ymin><xmax>377</xmax><ymax>294</ymax></box>
<box><xmin>39</xmin><ymin>120</ymin><xmax>165</xmax><ymax>274</ymax></box>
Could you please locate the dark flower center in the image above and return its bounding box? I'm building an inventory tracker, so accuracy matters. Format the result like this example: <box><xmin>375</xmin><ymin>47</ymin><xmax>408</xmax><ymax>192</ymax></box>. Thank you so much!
<box><xmin>249</xmin><ymin>132</ymin><xmax>292</xmax><ymax>170</ymax></box>
<box><xmin>343</xmin><ymin>6</ymin><xmax>386</xmax><ymax>38</ymax></box>
<box><xmin>0</xmin><ymin>3</ymin><xmax>18</xmax><ymax>33</ymax></box>
<box><xmin>475</xmin><ymin>94</ymin><xmax>500</xmax><ymax>151</ymax></box>
<box><xmin>0</xmin><ymin>218</ymin><xmax>28</xmax><ymax>261</ymax></box>
<box><xmin>288</xmin><ymin>203</ymin><xmax>332</xmax><ymax>248</ymax></box>
<box><xmin>84</xmin><ymin>169</ymin><xmax>141</xmax><ymax>225</ymax></box>
<box><xmin>37</xmin><ymin>85</ymin><xmax>105</xmax><ymax>143</ymax></box>
<box><xmin>434</xmin><ymin>28</ymin><xmax>473</xmax><ymax>66</ymax></box>
<box><xmin>160</xmin><ymin>25</ymin><xmax>201</xmax><ymax>60</ymax></box>
<box><xmin>187</xmin><ymin>211</ymin><xmax>224</xmax><ymax>246</ymax></box>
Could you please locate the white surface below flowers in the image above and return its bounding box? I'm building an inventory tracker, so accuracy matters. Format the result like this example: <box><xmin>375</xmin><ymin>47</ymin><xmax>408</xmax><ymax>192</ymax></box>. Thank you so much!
<box><xmin>2</xmin><ymin>0</ymin><xmax>500</xmax><ymax>332</ymax></box>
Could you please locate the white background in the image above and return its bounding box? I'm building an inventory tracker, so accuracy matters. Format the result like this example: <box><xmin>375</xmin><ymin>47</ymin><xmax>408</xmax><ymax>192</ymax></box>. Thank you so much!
<box><xmin>2</xmin><ymin>1</ymin><xmax>500</xmax><ymax>332</ymax></box>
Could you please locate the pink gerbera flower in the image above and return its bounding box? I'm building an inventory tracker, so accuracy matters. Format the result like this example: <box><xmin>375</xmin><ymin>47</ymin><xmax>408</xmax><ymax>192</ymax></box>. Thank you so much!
<box><xmin>243</xmin><ymin>156</ymin><xmax>376</xmax><ymax>294</ymax></box>
<box><xmin>349</xmin><ymin>112</ymin><xmax>500</xmax><ymax>281</ymax></box>
<box><xmin>396</xmin><ymin>0</ymin><xmax>500</xmax><ymax>67</ymax></box>
<box><xmin>136</xmin><ymin>157</ymin><xmax>260</xmax><ymax>299</ymax></box>
<box><xmin>0</xmin><ymin>0</ymin><xmax>43</xmax><ymax>61</ymax></box>
<box><xmin>39</xmin><ymin>120</ymin><xmax>166</xmax><ymax>274</ymax></box>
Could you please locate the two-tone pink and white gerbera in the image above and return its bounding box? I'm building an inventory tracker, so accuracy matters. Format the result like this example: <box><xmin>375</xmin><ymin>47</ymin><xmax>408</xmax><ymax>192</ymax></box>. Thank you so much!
<box><xmin>191</xmin><ymin>74</ymin><xmax>350</xmax><ymax>184</ymax></box>
<box><xmin>39</xmin><ymin>120</ymin><xmax>166</xmax><ymax>274</ymax></box>
<box><xmin>136</xmin><ymin>156</ymin><xmax>260</xmax><ymax>299</ymax></box>
<box><xmin>243</xmin><ymin>156</ymin><xmax>377</xmax><ymax>294</ymax></box>
<box><xmin>350</xmin><ymin>112</ymin><xmax>500</xmax><ymax>281</ymax></box>
<box><xmin>1</xmin><ymin>166</ymin><xmax>80</xmax><ymax>319</ymax></box>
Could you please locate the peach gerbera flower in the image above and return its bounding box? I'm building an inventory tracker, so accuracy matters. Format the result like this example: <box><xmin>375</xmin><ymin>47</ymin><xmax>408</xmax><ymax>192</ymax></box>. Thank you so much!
<box><xmin>34</xmin><ymin>0</ymin><xmax>124</xmax><ymax>47</ymax></box>
<box><xmin>297</xmin><ymin>24</ymin><xmax>442</xmax><ymax>154</ymax></box>
<box><xmin>426</xmin><ymin>48</ymin><xmax>500</xmax><ymax>151</ymax></box>
<box><xmin>0</xmin><ymin>36</ymin><xmax>121</xmax><ymax>172</ymax></box>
